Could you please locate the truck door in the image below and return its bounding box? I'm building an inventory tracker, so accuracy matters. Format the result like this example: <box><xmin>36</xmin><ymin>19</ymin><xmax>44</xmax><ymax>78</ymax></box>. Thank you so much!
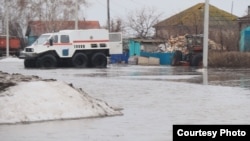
<box><xmin>109</xmin><ymin>32</ymin><xmax>122</xmax><ymax>55</ymax></box>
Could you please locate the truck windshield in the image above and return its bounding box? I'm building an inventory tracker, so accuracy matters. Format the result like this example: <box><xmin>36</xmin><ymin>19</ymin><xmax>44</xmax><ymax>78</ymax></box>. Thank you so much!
<box><xmin>33</xmin><ymin>35</ymin><xmax>50</xmax><ymax>45</ymax></box>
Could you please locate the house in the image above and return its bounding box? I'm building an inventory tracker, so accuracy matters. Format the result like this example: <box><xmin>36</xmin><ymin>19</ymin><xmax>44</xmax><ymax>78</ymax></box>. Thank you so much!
<box><xmin>154</xmin><ymin>3</ymin><xmax>239</xmax><ymax>51</ymax></box>
<box><xmin>238</xmin><ymin>6</ymin><xmax>250</xmax><ymax>52</ymax></box>
<box><xmin>25</xmin><ymin>20</ymin><xmax>100</xmax><ymax>45</ymax></box>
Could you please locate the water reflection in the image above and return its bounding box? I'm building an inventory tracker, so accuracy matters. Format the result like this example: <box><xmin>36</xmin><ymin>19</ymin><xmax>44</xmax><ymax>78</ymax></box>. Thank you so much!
<box><xmin>72</xmin><ymin>64</ymin><xmax>250</xmax><ymax>89</ymax></box>
<box><xmin>128</xmin><ymin>66</ymin><xmax>250</xmax><ymax>89</ymax></box>
<box><xmin>202</xmin><ymin>68</ymin><xmax>208</xmax><ymax>85</ymax></box>
<box><xmin>207</xmin><ymin>68</ymin><xmax>250</xmax><ymax>89</ymax></box>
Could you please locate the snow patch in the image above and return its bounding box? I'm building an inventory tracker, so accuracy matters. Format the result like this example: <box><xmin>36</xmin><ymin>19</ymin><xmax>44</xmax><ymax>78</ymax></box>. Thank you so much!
<box><xmin>0</xmin><ymin>81</ymin><xmax>122</xmax><ymax>124</ymax></box>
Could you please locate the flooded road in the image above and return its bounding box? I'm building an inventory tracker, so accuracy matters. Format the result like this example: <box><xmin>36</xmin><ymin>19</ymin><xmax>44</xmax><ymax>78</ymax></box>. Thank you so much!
<box><xmin>0</xmin><ymin>59</ymin><xmax>250</xmax><ymax>141</ymax></box>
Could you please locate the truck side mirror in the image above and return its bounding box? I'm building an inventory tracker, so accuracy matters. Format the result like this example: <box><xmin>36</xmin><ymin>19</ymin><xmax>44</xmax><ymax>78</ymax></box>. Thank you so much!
<box><xmin>49</xmin><ymin>39</ymin><xmax>53</xmax><ymax>46</ymax></box>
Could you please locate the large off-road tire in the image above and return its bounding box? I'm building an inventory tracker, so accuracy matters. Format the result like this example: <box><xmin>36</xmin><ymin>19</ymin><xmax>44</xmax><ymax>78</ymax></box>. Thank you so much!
<box><xmin>72</xmin><ymin>53</ymin><xmax>88</xmax><ymax>68</ymax></box>
<box><xmin>171</xmin><ymin>50</ymin><xmax>182</xmax><ymax>66</ymax></box>
<box><xmin>191</xmin><ymin>54</ymin><xmax>203</xmax><ymax>66</ymax></box>
<box><xmin>91</xmin><ymin>52</ymin><xmax>107</xmax><ymax>68</ymax></box>
<box><xmin>24</xmin><ymin>59</ymin><xmax>37</xmax><ymax>68</ymax></box>
<box><xmin>184</xmin><ymin>53</ymin><xmax>193</xmax><ymax>64</ymax></box>
<box><xmin>37</xmin><ymin>54</ymin><xmax>57</xmax><ymax>68</ymax></box>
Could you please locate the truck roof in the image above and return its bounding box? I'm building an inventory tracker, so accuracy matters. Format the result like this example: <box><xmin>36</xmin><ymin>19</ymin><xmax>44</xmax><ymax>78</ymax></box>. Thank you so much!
<box><xmin>59</xmin><ymin>29</ymin><xmax>108</xmax><ymax>33</ymax></box>
<box><xmin>40</xmin><ymin>29</ymin><xmax>109</xmax><ymax>42</ymax></box>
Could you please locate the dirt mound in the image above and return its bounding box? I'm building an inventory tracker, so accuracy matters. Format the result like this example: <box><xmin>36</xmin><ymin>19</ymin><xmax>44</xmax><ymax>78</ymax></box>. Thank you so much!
<box><xmin>0</xmin><ymin>71</ymin><xmax>54</xmax><ymax>92</ymax></box>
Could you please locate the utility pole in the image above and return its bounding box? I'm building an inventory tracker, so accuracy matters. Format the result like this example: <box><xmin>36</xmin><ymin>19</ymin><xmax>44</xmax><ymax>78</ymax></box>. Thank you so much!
<box><xmin>231</xmin><ymin>1</ymin><xmax>234</xmax><ymax>15</ymax></box>
<box><xmin>107</xmin><ymin>0</ymin><xmax>110</xmax><ymax>32</ymax></box>
<box><xmin>5</xmin><ymin>0</ymin><xmax>9</xmax><ymax>57</ymax></box>
<box><xmin>203</xmin><ymin>0</ymin><xmax>209</xmax><ymax>68</ymax></box>
<box><xmin>75</xmin><ymin>0</ymin><xmax>78</xmax><ymax>30</ymax></box>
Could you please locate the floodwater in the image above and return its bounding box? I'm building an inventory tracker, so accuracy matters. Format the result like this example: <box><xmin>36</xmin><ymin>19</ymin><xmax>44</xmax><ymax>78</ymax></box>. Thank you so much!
<box><xmin>0</xmin><ymin>59</ymin><xmax>250</xmax><ymax>141</ymax></box>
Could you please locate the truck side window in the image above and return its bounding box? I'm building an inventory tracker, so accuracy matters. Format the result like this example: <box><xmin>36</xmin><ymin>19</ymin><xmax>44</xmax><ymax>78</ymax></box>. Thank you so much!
<box><xmin>91</xmin><ymin>44</ymin><xmax>98</xmax><ymax>48</ymax></box>
<box><xmin>100</xmin><ymin>43</ymin><xmax>107</xmax><ymax>47</ymax></box>
<box><xmin>61</xmin><ymin>35</ymin><xmax>70</xmax><ymax>43</ymax></box>
<box><xmin>53</xmin><ymin>35</ymin><xmax>58</xmax><ymax>43</ymax></box>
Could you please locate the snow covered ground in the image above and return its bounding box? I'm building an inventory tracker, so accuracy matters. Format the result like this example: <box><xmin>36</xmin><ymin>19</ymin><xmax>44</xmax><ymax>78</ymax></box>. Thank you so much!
<box><xmin>0</xmin><ymin>80</ymin><xmax>122</xmax><ymax>124</ymax></box>
<box><xmin>0</xmin><ymin>57</ymin><xmax>122</xmax><ymax>124</ymax></box>
<box><xmin>0</xmin><ymin>57</ymin><xmax>250</xmax><ymax>141</ymax></box>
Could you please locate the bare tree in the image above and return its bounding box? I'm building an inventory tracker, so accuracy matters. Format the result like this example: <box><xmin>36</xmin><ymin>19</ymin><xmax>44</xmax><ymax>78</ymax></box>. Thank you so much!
<box><xmin>0</xmin><ymin>0</ymin><xmax>33</xmax><ymax>47</ymax></box>
<box><xmin>109</xmin><ymin>18</ymin><xmax>123</xmax><ymax>32</ymax></box>
<box><xmin>125</xmin><ymin>7</ymin><xmax>162</xmax><ymax>38</ymax></box>
<box><xmin>1</xmin><ymin>0</ymin><xmax>89</xmax><ymax>37</ymax></box>
<box><xmin>37</xmin><ymin>0</ymin><xmax>89</xmax><ymax>32</ymax></box>
<box><xmin>42</xmin><ymin>0</ymin><xmax>88</xmax><ymax>21</ymax></box>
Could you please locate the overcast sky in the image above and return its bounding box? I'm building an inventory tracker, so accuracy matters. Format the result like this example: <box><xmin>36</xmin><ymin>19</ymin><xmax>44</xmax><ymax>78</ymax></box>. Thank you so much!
<box><xmin>84</xmin><ymin>0</ymin><xmax>250</xmax><ymax>26</ymax></box>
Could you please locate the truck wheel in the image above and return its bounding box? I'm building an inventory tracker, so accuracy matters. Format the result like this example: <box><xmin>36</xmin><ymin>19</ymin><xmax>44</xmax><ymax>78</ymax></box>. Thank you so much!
<box><xmin>192</xmin><ymin>54</ymin><xmax>203</xmax><ymax>66</ymax></box>
<box><xmin>91</xmin><ymin>52</ymin><xmax>107</xmax><ymax>68</ymax></box>
<box><xmin>171</xmin><ymin>50</ymin><xmax>182</xmax><ymax>66</ymax></box>
<box><xmin>24</xmin><ymin>59</ymin><xmax>37</xmax><ymax>68</ymax></box>
<box><xmin>72</xmin><ymin>53</ymin><xmax>88</xmax><ymax>68</ymax></box>
<box><xmin>37</xmin><ymin>54</ymin><xmax>57</xmax><ymax>68</ymax></box>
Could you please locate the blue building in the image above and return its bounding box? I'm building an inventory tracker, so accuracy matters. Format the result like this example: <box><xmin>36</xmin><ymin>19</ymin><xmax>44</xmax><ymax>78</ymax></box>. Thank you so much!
<box><xmin>238</xmin><ymin>6</ymin><xmax>250</xmax><ymax>52</ymax></box>
<box><xmin>128</xmin><ymin>39</ymin><xmax>174</xmax><ymax>65</ymax></box>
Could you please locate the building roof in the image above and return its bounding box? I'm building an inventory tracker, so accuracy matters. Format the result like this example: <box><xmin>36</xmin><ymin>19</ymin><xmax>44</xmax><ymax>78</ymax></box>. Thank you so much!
<box><xmin>25</xmin><ymin>20</ymin><xmax>101</xmax><ymax>36</ymax></box>
<box><xmin>154</xmin><ymin>3</ymin><xmax>238</xmax><ymax>28</ymax></box>
<box><xmin>238</xmin><ymin>15</ymin><xmax>250</xmax><ymax>23</ymax></box>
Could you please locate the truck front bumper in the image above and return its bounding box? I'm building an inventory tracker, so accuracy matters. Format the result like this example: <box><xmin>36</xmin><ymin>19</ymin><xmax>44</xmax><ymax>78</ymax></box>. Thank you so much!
<box><xmin>19</xmin><ymin>51</ymin><xmax>38</xmax><ymax>59</ymax></box>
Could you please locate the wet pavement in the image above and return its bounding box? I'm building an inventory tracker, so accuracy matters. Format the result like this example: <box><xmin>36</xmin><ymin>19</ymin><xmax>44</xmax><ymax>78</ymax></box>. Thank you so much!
<box><xmin>0</xmin><ymin>59</ymin><xmax>250</xmax><ymax>141</ymax></box>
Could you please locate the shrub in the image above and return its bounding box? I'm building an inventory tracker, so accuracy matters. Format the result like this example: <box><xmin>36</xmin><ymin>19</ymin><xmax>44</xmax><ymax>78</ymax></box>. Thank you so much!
<box><xmin>208</xmin><ymin>51</ymin><xmax>250</xmax><ymax>68</ymax></box>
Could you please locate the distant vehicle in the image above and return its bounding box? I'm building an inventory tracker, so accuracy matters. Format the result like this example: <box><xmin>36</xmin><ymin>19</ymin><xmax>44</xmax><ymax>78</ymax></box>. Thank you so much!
<box><xmin>0</xmin><ymin>35</ymin><xmax>21</xmax><ymax>57</ymax></box>
<box><xmin>171</xmin><ymin>34</ymin><xmax>203</xmax><ymax>66</ymax></box>
<box><xmin>21</xmin><ymin>29</ymin><xmax>122</xmax><ymax>68</ymax></box>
